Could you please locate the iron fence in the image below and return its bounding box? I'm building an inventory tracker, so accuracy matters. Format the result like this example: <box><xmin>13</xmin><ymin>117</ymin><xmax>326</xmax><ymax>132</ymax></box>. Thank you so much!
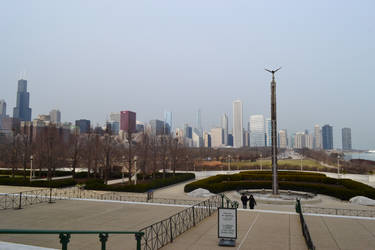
<box><xmin>139</xmin><ymin>194</ymin><xmax>237</xmax><ymax>250</ymax></box>
<box><xmin>296</xmin><ymin>199</ymin><xmax>315</xmax><ymax>250</ymax></box>
<box><xmin>0</xmin><ymin>189</ymin><xmax>54</xmax><ymax>210</ymax></box>
<box><xmin>302</xmin><ymin>206</ymin><xmax>375</xmax><ymax>218</ymax></box>
<box><xmin>0</xmin><ymin>229</ymin><xmax>144</xmax><ymax>250</ymax></box>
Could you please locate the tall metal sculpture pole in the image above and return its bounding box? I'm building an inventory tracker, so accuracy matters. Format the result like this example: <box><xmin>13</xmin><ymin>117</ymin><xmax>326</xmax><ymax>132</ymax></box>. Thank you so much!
<box><xmin>265</xmin><ymin>67</ymin><xmax>281</xmax><ymax>195</ymax></box>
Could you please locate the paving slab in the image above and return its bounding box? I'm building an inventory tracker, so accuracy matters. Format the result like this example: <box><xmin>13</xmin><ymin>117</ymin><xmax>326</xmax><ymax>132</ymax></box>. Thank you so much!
<box><xmin>0</xmin><ymin>200</ymin><xmax>184</xmax><ymax>250</ymax></box>
<box><xmin>162</xmin><ymin>210</ymin><xmax>307</xmax><ymax>250</ymax></box>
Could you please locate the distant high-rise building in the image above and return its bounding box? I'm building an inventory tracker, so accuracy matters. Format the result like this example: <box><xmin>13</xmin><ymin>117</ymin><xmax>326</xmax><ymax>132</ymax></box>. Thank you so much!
<box><xmin>184</xmin><ymin>124</ymin><xmax>192</xmax><ymax>139</ymax></box>
<box><xmin>210</xmin><ymin>128</ymin><xmax>224</xmax><ymax>148</ymax></box>
<box><xmin>342</xmin><ymin>128</ymin><xmax>352</xmax><ymax>150</ymax></box>
<box><xmin>232</xmin><ymin>100</ymin><xmax>243</xmax><ymax>148</ymax></box>
<box><xmin>150</xmin><ymin>119</ymin><xmax>166</xmax><ymax>136</ymax></box>
<box><xmin>0</xmin><ymin>100</ymin><xmax>6</xmax><ymax>117</ymax></box>
<box><xmin>228</xmin><ymin>134</ymin><xmax>233</xmax><ymax>147</ymax></box>
<box><xmin>244</xmin><ymin>130</ymin><xmax>250</xmax><ymax>147</ymax></box>
<box><xmin>279</xmin><ymin>130</ymin><xmax>288</xmax><ymax>148</ymax></box>
<box><xmin>120</xmin><ymin>111</ymin><xmax>136</xmax><ymax>133</ymax></box>
<box><xmin>249</xmin><ymin>115</ymin><xmax>265</xmax><ymax>147</ymax></box>
<box><xmin>75</xmin><ymin>119</ymin><xmax>90</xmax><ymax>134</ymax></box>
<box><xmin>164</xmin><ymin>111</ymin><xmax>172</xmax><ymax>134</ymax></box>
<box><xmin>196</xmin><ymin>109</ymin><xmax>202</xmax><ymax>135</ymax></box>
<box><xmin>110</xmin><ymin>112</ymin><xmax>120</xmax><ymax>123</ymax></box>
<box><xmin>322</xmin><ymin>124</ymin><xmax>333</xmax><ymax>150</ymax></box>
<box><xmin>136</xmin><ymin>121</ymin><xmax>145</xmax><ymax>133</ymax></box>
<box><xmin>294</xmin><ymin>132</ymin><xmax>306</xmax><ymax>149</ymax></box>
<box><xmin>306</xmin><ymin>133</ymin><xmax>314</xmax><ymax>149</ymax></box>
<box><xmin>221</xmin><ymin>114</ymin><xmax>228</xmax><ymax>145</ymax></box>
<box><xmin>265</xmin><ymin>118</ymin><xmax>272</xmax><ymax>147</ymax></box>
<box><xmin>49</xmin><ymin>109</ymin><xmax>61</xmax><ymax>123</ymax></box>
<box><xmin>13</xmin><ymin>79</ymin><xmax>32</xmax><ymax>121</ymax></box>
<box><xmin>192</xmin><ymin>129</ymin><xmax>203</xmax><ymax>148</ymax></box>
<box><xmin>203</xmin><ymin>132</ymin><xmax>211</xmax><ymax>148</ymax></box>
<box><xmin>313</xmin><ymin>125</ymin><xmax>322</xmax><ymax>150</ymax></box>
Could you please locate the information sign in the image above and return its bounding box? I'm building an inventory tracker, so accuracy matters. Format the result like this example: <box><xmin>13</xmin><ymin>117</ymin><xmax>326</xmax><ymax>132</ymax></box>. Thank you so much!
<box><xmin>218</xmin><ymin>208</ymin><xmax>237</xmax><ymax>239</ymax></box>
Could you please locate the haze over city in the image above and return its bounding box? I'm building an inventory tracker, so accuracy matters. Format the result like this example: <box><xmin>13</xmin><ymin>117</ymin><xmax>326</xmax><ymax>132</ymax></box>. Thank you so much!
<box><xmin>1</xmin><ymin>1</ymin><xmax>374</xmax><ymax>149</ymax></box>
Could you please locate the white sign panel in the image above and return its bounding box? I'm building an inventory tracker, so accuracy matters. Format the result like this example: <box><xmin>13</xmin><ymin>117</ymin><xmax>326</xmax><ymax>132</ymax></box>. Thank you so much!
<box><xmin>218</xmin><ymin>208</ymin><xmax>237</xmax><ymax>239</ymax></box>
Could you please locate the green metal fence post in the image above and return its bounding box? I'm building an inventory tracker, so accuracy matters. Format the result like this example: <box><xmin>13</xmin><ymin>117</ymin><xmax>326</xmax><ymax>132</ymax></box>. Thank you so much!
<box><xmin>59</xmin><ymin>233</ymin><xmax>70</xmax><ymax>250</ymax></box>
<box><xmin>99</xmin><ymin>233</ymin><xmax>108</xmax><ymax>250</ymax></box>
<box><xmin>135</xmin><ymin>233</ymin><xmax>142</xmax><ymax>250</ymax></box>
<box><xmin>221</xmin><ymin>194</ymin><xmax>224</xmax><ymax>208</ymax></box>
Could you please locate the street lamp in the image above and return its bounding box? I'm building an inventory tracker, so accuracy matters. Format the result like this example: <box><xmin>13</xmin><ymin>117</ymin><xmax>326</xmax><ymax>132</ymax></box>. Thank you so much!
<box><xmin>227</xmin><ymin>155</ymin><xmax>231</xmax><ymax>172</ymax></box>
<box><xmin>134</xmin><ymin>156</ymin><xmax>138</xmax><ymax>185</ymax></box>
<box><xmin>30</xmin><ymin>155</ymin><xmax>33</xmax><ymax>181</ymax></box>
<box><xmin>122</xmin><ymin>156</ymin><xmax>125</xmax><ymax>183</ymax></box>
<box><xmin>337</xmin><ymin>155</ymin><xmax>340</xmax><ymax>179</ymax></box>
<box><xmin>260</xmin><ymin>154</ymin><xmax>263</xmax><ymax>171</ymax></box>
<box><xmin>300</xmin><ymin>154</ymin><xmax>303</xmax><ymax>172</ymax></box>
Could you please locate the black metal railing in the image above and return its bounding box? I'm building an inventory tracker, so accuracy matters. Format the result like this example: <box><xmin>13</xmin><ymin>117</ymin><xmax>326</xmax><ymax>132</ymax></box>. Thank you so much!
<box><xmin>0</xmin><ymin>188</ymin><xmax>55</xmax><ymax>210</ymax></box>
<box><xmin>296</xmin><ymin>199</ymin><xmax>315</xmax><ymax>250</ymax></box>
<box><xmin>139</xmin><ymin>194</ymin><xmax>238</xmax><ymax>250</ymax></box>
<box><xmin>0</xmin><ymin>229</ymin><xmax>144</xmax><ymax>250</ymax></box>
<box><xmin>0</xmin><ymin>187</ymin><xmax>199</xmax><ymax>210</ymax></box>
<box><xmin>302</xmin><ymin>206</ymin><xmax>375</xmax><ymax>218</ymax></box>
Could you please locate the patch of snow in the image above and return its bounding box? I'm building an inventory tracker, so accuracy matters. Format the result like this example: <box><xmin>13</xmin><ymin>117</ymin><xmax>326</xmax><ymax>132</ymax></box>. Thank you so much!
<box><xmin>187</xmin><ymin>188</ymin><xmax>215</xmax><ymax>198</ymax></box>
<box><xmin>350</xmin><ymin>196</ymin><xmax>375</xmax><ymax>206</ymax></box>
<box><xmin>0</xmin><ymin>241</ymin><xmax>57</xmax><ymax>250</ymax></box>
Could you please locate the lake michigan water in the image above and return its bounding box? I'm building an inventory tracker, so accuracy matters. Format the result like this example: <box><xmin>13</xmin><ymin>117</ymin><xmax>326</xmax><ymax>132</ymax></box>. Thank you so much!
<box><xmin>344</xmin><ymin>152</ymin><xmax>375</xmax><ymax>161</ymax></box>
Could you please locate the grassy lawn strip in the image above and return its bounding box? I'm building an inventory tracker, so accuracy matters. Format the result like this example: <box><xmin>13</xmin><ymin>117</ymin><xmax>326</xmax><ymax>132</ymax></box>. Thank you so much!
<box><xmin>0</xmin><ymin>176</ymin><xmax>76</xmax><ymax>188</ymax></box>
<box><xmin>184</xmin><ymin>171</ymin><xmax>375</xmax><ymax>201</ymax></box>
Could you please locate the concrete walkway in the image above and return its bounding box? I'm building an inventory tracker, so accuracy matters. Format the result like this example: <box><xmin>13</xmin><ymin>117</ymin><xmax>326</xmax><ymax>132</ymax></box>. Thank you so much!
<box><xmin>162</xmin><ymin>210</ymin><xmax>307</xmax><ymax>250</ymax></box>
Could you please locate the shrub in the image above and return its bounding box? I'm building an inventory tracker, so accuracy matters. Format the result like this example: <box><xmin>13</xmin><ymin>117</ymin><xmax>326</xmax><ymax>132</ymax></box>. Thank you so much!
<box><xmin>85</xmin><ymin>173</ymin><xmax>195</xmax><ymax>193</ymax></box>
<box><xmin>0</xmin><ymin>177</ymin><xmax>76</xmax><ymax>188</ymax></box>
<box><xmin>184</xmin><ymin>171</ymin><xmax>375</xmax><ymax>200</ymax></box>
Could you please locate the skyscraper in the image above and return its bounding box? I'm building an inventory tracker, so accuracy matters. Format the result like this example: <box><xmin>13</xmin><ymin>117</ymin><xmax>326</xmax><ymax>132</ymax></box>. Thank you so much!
<box><xmin>221</xmin><ymin>113</ymin><xmax>228</xmax><ymax>145</ymax></box>
<box><xmin>149</xmin><ymin>119</ymin><xmax>165</xmax><ymax>136</ymax></box>
<box><xmin>322</xmin><ymin>124</ymin><xmax>333</xmax><ymax>150</ymax></box>
<box><xmin>314</xmin><ymin>125</ymin><xmax>322</xmax><ymax>150</ymax></box>
<box><xmin>196</xmin><ymin>109</ymin><xmax>202</xmax><ymax>136</ymax></box>
<box><xmin>184</xmin><ymin>124</ymin><xmax>192</xmax><ymax>139</ymax></box>
<box><xmin>49</xmin><ymin>109</ymin><xmax>61</xmax><ymax>124</ymax></box>
<box><xmin>75</xmin><ymin>119</ymin><xmax>90</xmax><ymax>134</ymax></box>
<box><xmin>249</xmin><ymin>114</ymin><xmax>265</xmax><ymax>147</ymax></box>
<box><xmin>278</xmin><ymin>129</ymin><xmax>288</xmax><ymax>148</ymax></box>
<box><xmin>210</xmin><ymin>128</ymin><xmax>223</xmax><ymax>148</ymax></box>
<box><xmin>0</xmin><ymin>100</ymin><xmax>6</xmax><ymax>117</ymax></box>
<box><xmin>342</xmin><ymin>127</ymin><xmax>352</xmax><ymax>150</ymax></box>
<box><xmin>164</xmin><ymin>111</ymin><xmax>172</xmax><ymax>134</ymax></box>
<box><xmin>13</xmin><ymin>79</ymin><xmax>32</xmax><ymax>121</ymax></box>
<box><xmin>120</xmin><ymin>111</ymin><xmax>136</xmax><ymax>133</ymax></box>
<box><xmin>232</xmin><ymin>100</ymin><xmax>243</xmax><ymax>148</ymax></box>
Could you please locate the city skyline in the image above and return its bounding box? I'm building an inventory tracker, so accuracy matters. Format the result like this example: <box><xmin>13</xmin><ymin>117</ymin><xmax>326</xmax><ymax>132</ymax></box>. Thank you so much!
<box><xmin>1</xmin><ymin>1</ymin><xmax>374</xmax><ymax>149</ymax></box>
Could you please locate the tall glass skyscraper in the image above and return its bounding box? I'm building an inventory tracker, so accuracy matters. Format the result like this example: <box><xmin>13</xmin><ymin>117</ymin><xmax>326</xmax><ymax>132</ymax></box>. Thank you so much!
<box><xmin>221</xmin><ymin>113</ymin><xmax>228</xmax><ymax>145</ymax></box>
<box><xmin>322</xmin><ymin>124</ymin><xmax>333</xmax><ymax>150</ymax></box>
<box><xmin>342</xmin><ymin>127</ymin><xmax>352</xmax><ymax>150</ymax></box>
<box><xmin>249</xmin><ymin>114</ymin><xmax>265</xmax><ymax>147</ymax></box>
<box><xmin>232</xmin><ymin>100</ymin><xmax>243</xmax><ymax>148</ymax></box>
<box><xmin>265</xmin><ymin>118</ymin><xmax>272</xmax><ymax>147</ymax></box>
<box><xmin>13</xmin><ymin>79</ymin><xmax>32</xmax><ymax>121</ymax></box>
<box><xmin>164</xmin><ymin>111</ymin><xmax>172</xmax><ymax>134</ymax></box>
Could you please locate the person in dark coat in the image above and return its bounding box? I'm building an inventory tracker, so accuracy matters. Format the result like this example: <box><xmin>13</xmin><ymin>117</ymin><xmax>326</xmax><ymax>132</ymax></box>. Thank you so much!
<box><xmin>240</xmin><ymin>193</ymin><xmax>248</xmax><ymax>209</ymax></box>
<box><xmin>249</xmin><ymin>195</ymin><xmax>257</xmax><ymax>209</ymax></box>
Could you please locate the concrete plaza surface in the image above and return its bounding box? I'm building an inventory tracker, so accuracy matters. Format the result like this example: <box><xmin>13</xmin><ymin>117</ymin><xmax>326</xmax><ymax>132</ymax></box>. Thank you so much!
<box><xmin>0</xmin><ymin>200</ymin><xmax>184</xmax><ymax>250</ymax></box>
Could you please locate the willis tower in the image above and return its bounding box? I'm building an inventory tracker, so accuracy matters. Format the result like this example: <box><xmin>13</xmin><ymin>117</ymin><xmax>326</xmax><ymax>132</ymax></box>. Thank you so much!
<box><xmin>13</xmin><ymin>79</ymin><xmax>32</xmax><ymax>121</ymax></box>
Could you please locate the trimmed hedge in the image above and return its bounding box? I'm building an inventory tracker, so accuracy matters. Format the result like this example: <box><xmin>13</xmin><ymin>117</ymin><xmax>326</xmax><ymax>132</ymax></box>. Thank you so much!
<box><xmin>85</xmin><ymin>173</ymin><xmax>195</xmax><ymax>193</ymax></box>
<box><xmin>0</xmin><ymin>177</ymin><xmax>76</xmax><ymax>188</ymax></box>
<box><xmin>184</xmin><ymin>171</ymin><xmax>375</xmax><ymax>201</ymax></box>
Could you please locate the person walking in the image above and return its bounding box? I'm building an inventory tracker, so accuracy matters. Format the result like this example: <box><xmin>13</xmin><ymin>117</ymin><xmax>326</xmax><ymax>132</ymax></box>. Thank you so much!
<box><xmin>249</xmin><ymin>195</ymin><xmax>257</xmax><ymax>209</ymax></box>
<box><xmin>240</xmin><ymin>193</ymin><xmax>248</xmax><ymax>209</ymax></box>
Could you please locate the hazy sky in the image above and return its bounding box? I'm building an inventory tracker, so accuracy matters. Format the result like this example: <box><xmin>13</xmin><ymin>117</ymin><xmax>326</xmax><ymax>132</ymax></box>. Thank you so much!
<box><xmin>1</xmin><ymin>1</ymin><xmax>374</xmax><ymax>149</ymax></box>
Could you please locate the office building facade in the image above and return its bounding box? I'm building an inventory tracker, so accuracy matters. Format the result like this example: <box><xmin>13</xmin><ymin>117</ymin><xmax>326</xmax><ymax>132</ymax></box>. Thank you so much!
<box><xmin>249</xmin><ymin>114</ymin><xmax>266</xmax><ymax>147</ymax></box>
<box><xmin>120</xmin><ymin>111</ymin><xmax>136</xmax><ymax>133</ymax></box>
<box><xmin>342</xmin><ymin>127</ymin><xmax>352</xmax><ymax>150</ymax></box>
<box><xmin>13</xmin><ymin>79</ymin><xmax>32</xmax><ymax>121</ymax></box>
<box><xmin>232</xmin><ymin>100</ymin><xmax>243</xmax><ymax>147</ymax></box>
<box><xmin>322</xmin><ymin>124</ymin><xmax>333</xmax><ymax>150</ymax></box>
<box><xmin>221</xmin><ymin>113</ymin><xmax>228</xmax><ymax>145</ymax></box>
